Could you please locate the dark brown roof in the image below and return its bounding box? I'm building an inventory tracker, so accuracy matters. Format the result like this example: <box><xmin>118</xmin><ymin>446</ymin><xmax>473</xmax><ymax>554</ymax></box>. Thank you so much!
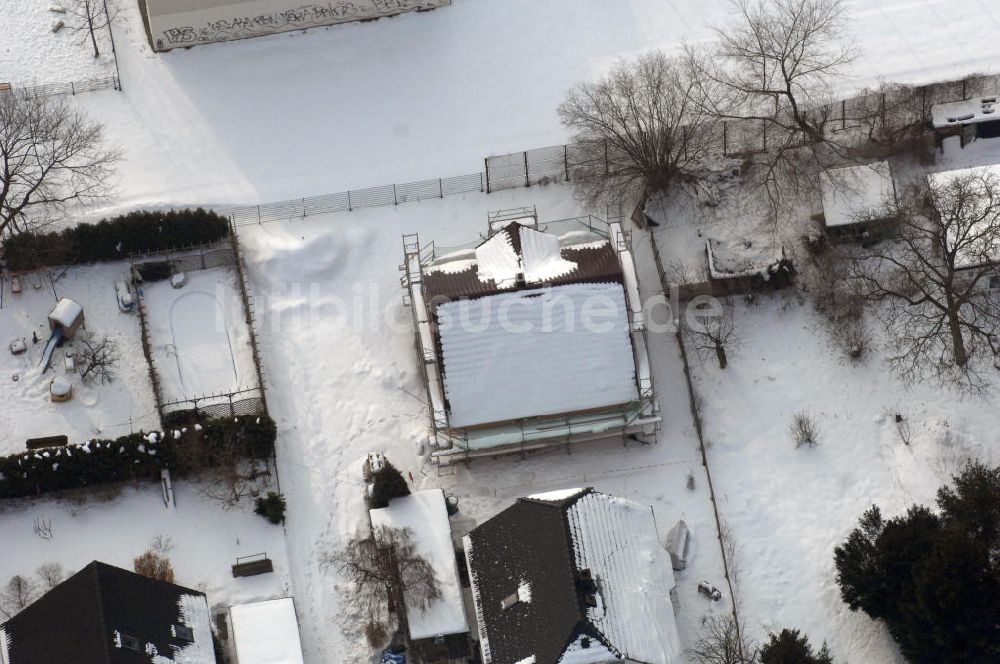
<box><xmin>422</xmin><ymin>241</ymin><xmax>623</xmax><ymax>302</ymax></box>
<box><xmin>1</xmin><ymin>561</ymin><xmax>212</xmax><ymax>664</ymax></box>
<box><xmin>465</xmin><ymin>489</ymin><xmax>622</xmax><ymax>664</ymax></box>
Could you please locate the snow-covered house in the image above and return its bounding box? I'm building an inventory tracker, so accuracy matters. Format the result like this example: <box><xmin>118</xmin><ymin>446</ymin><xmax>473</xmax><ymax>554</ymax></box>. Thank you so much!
<box><xmin>402</xmin><ymin>209</ymin><xmax>659</xmax><ymax>464</ymax></box>
<box><xmin>228</xmin><ymin>597</ymin><xmax>305</xmax><ymax>664</ymax></box>
<box><xmin>928</xmin><ymin>165</ymin><xmax>1000</xmax><ymax>282</ymax></box>
<box><xmin>142</xmin><ymin>0</ymin><xmax>451</xmax><ymax>52</ymax></box>
<box><xmin>0</xmin><ymin>561</ymin><xmax>215</xmax><ymax>664</ymax></box>
<box><xmin>462</xmin><ymin>488</ymin><xmax>681</xmax><ymax>664</ymax></box>
<box><xmin>819</xmin><ymin>162</ymin><xmax>899</xmax><ymax>243</ymax></box>
<box><xmin>369</xmin><ymin>489</ymin><xmax>469</xmax><ymax>661</ymax></box>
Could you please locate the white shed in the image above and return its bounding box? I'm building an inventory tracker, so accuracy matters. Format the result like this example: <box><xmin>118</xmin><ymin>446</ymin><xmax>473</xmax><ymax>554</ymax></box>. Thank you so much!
<box><xmin>48</xmin><ymin>298</ymin><xmax>84</xmax><ymax>339</ymax></box>
<box><xmin>229</xmin><ymin>598</ymin><xmax>305</xmax><ymax>664</ymax></box>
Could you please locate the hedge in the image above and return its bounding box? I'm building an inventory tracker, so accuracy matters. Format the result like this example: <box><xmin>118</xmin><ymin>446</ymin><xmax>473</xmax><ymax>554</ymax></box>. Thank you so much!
<box><xmin>0</xmin><ymin>415</ymin><xmax>276</xmax><ymax>500</ymax></box>
<box><xmin>3</xmin><ymin>208</ymin><xmax>231</xmax><ymax>272</ymax></box>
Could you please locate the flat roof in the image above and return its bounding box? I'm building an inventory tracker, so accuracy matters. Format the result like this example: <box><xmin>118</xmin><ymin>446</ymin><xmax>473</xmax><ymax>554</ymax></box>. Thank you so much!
<box><xmin>819</xmin><ymin>162</ymin><xmax>896</xmax><ymax>228</ymax></box>
<box><xmin>229</xmin><ymin>598</ymin><xmax>305</xmax><ymax>664</ymax></box>
<box><xmin>437</xmin><ymin>282</ymin><xmax>638</xmax><ymax>428</ymax></box>
<box><xmin>928</xmin><ymin>165</ymin><xmax>1000</xmax><ymax>270</ymax></box>
<box><xmin>369</xmin><ymin>490</ymin><xmax>469</xmax><ymax>640</ymax></box>
<box><xmin>931</xmin><ymin>94</ymin><xmax>1000</xmax><ymax>128</ymax></box>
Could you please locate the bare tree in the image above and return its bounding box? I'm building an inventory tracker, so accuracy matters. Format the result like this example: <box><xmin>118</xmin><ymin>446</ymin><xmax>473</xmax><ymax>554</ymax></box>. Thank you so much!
<box><xmin>324</xmin><ymin>526</ymin><xmax>441</xmax><ymax>637</ymax></box>
<box><xmin>67</xmin><ymin>0</ymin><xmax>114</xmax><ymax>57</ymax></box>
<box><xmin>686</xmin><ymin>302</ymin><xmax>741</xmax><ymax>369</ymax></box>
<box><xmin>690</xmin><ymin>0</ymin><xmax>857</xmax><ymax>215</ymax></box>
<box><xmin>36</xmin><ymin>563</ymin><xmax>64</xmax><ymax>590</ymax></box>
<box><xmin>689</xmin><ymin>614</ymin><xmax>758</xmax><ymax>664</ymax></box>
<box><xmin>558</xmin><ymin>51</ymin><xmax>722</xmax><ymax>207</ymax></box>
<box><xmin>0</xmin><ymin>575</ymin><xmax>39</xmax><ymax>619</ymax></box>
<box><xmin>76</xmin><ymin>331</ymin><xmax>120</xmax><ymax>383</ymax></box>
<box><xmin>0</xmin><ymin>94</ymin><xmax>118</xmax><ymax>238</ymax></box>
<box><xmin>850</xmin><ymin>170</ymin><xmax>1000</xmax><ymax>389</ymax></box>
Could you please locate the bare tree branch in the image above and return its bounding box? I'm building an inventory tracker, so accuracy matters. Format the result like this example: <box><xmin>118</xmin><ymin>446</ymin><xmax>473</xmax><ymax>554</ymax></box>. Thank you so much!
<box><xmin>0</xmin><ymin>94</ymin><xmax>119</xmax><ymax>238</ymax></box>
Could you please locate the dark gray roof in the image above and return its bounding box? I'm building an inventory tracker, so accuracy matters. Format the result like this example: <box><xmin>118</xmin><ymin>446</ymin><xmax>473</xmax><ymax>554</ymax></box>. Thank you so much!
<box><xmin>1</xmin><ymin>561</ymin><xmax>212</xmax><ymax>664</ymax></box>
<box><xmin>464</xmin><ymin>489</ymin><xmax>623</xmax><ymax>664</ymax></box>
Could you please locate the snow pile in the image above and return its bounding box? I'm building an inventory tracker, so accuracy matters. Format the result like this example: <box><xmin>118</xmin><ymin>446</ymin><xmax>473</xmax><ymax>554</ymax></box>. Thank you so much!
<box><xmin>368</xmin><ymin>490</ymin><xmax>468</xmax><ymax>640</ymax></box>
<box><xmin>436</xmin><ymin>282</ymin><xmax>638</xmax><ymax>427</ymax></box>
<box><xmin>230</xmin><ymin>598</ymin><xmax>306</xmax><ymax>664</ymax></box>
<box><xmin>566</xmin><ymin>491</ymin><xmax>682</xmax><ymax>664</ymax></box>
<box><xmin>819</xmin><ymin>162</ymin><xmax>897</xmax><ymax>228</ymax></box>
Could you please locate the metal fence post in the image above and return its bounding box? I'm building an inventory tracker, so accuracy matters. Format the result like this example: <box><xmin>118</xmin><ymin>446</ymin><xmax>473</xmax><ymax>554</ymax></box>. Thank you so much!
<box><xmin>439</xmin><ymin>178</ymin><xmax>443</xmax><ymax>198</ymax></box>
<box><xmin>393</xmin><ymin>183</ymin><xmax>398</xmax><ymax>205</ymax></box>
<box><xmin>71</xmin><ymin>81</ymin><xmax>75</xmax><ymax>95</ymax></box>
<box><xmin>485</xmin><ymin>158</ymin><xmax>491</xmax><ymax>194</ymax></box>
<box><xmin>523</xmin><ymin>151</ymin><xmax>530</xmax><ymax>187</ymax></box>
<box><xmin>480</xmin><ymin>172</ymin><xmax>484</xmax><ymax>193</ymax></box>
<box><xmin>604</xmin><ymin>138</ymin><xmax>609</xmax><ymax>175</ymax></box>
<box><xmin>722</xmin><ymin>122</ymin><xmax>728</xmax><ymax>156</ymax></box>
<box><xmin>564</xmin><ymin>144</ymin><xmax>570</xmax><ymax>181</ymax></box>
<box><xmin>347</xmin><ymin>190</ymin><xmax>352</xmax><ymax>211</ymax></box>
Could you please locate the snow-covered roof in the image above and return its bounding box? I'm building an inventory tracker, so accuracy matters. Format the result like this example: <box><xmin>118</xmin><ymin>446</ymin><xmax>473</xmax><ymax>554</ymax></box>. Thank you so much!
<box><xmin>464</xmin><ymin>488</ymin><xmax>681</xmax><ymax>664</ymax></box>
<box><xmin>0</xmin><ymin>625</ymin><xmax>9</xmax><ymax>664</ymax></box>
<box><xmin>819</xmin><ymin>161</ymin><xmax>897</xmax><ymax>228</ymax></box>
<box><xmin>48</xmin><ymin>298</ymin><xmax>83</xmax><ymax>328</ymax></box>
<box><xmin>931</xmin><ymin>94</ymin><xmax>1000</xmax><ymax>128</ymax></box>
<box><xmin>229</xmin><ymin>598</ymin><xmax>305</xmax><ymax>664</ymax></box>
<box><xmin>928</xmin><ymin>165</ymin><xmax>1000</xmax><ymax>270</ymax></box>
<box><xmin>475</xmin><ymin>224</ymin><xmax>579</xmax><ymax>288</ymax></box>
<box><xmin>368</xmin><ymin>490</ymin><xmax>469</xmax><ymax>640</ymax></box>
<box><xmin>436</xmin><ymin>282</ymin><xmax>638</xmax><ymax>428</ymax></box>
<box><xmin>566</xmin><ymin>491</ymin><xmax>681</xmax><ymax>664</ymax></box>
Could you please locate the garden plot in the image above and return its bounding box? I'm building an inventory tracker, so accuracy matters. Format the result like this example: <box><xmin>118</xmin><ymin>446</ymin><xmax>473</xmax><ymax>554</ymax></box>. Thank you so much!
<box><xmin>141</xmin><ymin>268</ymin><xmax>258</xmax><ymax>406</ymax></box>
<box><xmin>687</xmin><ymin>295</ymin><xmax>1000</xmax><ymax>664</ymax></box>
<box><xmin>0</xmin><ymin>262</ymin><xmax>159</xmax><ymax>457</ymax></box>
<box><xmin>0</xmin><ymin>480</ymin><xmax>291</xmax><ymax>618</ymax></box>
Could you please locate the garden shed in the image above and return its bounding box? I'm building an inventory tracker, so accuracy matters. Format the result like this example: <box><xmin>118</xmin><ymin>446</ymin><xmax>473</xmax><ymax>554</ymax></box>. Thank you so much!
<box><xmin>228</xmin><ymin>597</ymin><xmax>305</xmax><ymax>664</ymax></box>
<box><xmin>47</xmin><ymin>298</ymin><xmax>84</xmax><ymax>339</ymax></box>
<box><xmin>931</xmin><ymin>94</ymin><xmax>1000</xmax><ymax>144</ymax></box>
<box><xmin>819</xmin><ymin>162</ymin><xmax>898</xmax><ymax>243</ymax></box>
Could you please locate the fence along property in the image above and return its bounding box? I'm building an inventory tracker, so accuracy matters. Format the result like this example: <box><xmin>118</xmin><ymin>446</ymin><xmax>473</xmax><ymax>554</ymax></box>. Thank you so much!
<box><xmin>131</xmin><ymin>236</ymin><xmax>269</xmax><ymax>425</ymax></box>
<box><xmin>220</xmin><ymin>73</ymin><xmax>1000</xmax><ymax>225</ymax></box>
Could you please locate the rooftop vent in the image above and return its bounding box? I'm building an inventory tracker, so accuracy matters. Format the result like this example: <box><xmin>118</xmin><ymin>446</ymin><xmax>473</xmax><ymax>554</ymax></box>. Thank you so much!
<box><xmin>501</xmin><ymin>591</ymin><xmax>520</xmax><ymax>610</ymax></box>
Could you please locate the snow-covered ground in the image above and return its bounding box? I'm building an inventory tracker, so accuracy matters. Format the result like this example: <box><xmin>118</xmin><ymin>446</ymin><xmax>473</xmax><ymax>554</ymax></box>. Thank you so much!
<box><xmin>237</xmin><ymin>183</ymin><xmax>730</xmax><ymax>661</ymax></box>
<box><xmin>688</xmin><ymin>294</ymin><xmax>1000</xmax><ymax>664</ymax></box>
<box><xmin>0</xmin><ymin>262</ymin><xmax>159</xmax><ymax>455</ymax></box>
<box><xmin>0</xmin><ymin>0</ymin><xmax>114</xmax><ymax>84</ymax></box>
<box><xmin>141</xmin><ymin>268</ymin><xmax>258</xmax><ymax>404</ymax></box>
<box><xmin>20</xmin><ymin>0</ymin><xmax>999</xmax><ymax>212</ymax></box>
<box><xmin>0</xmin><ymin>480</ymin><xmax>292</xmax><ymax>615</ymax></box>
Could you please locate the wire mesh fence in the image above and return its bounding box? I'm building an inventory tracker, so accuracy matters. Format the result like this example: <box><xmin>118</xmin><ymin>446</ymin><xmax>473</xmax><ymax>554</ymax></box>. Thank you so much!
<box><xmin>8</xmin><ymin>76</ymin><xmax>121</xmax><ymax>99</ymax></box>
<box><xmin>224</xmin><ymin>171</ymin><xmax>486</xmax><ymax>226</ymax></box>
<box><xmin>217</xmin><ymin>73</ymin><xmax>1000</xmax><ymax>226</ymax></box>
<box><xmin>160</xmin><ymin>388</ymin><xmax>267</xmax><ymax>423</ymax></box>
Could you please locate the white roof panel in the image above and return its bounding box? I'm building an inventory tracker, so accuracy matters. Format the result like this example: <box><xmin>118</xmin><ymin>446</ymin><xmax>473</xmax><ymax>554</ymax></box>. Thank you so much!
<box><xmin>369</xmin><ymin>490</ymin><xmax>469</xmax><ymax>640</ymax></box>
<box><xmin>819</xmin><ymin>162</ymin><xmax>896</xmax><ymax>228</ymax></box>
<box><xmin>230</xmin><ymin>598</ymin><xmax>305</xmax><ymax>664</ymax></box>
<box><xmin>437</xmin><ymin>282</ymin><xmax>638</xmax><ymax>428</ymax></box>
<box><xmin>931</xmin><ymin>94</ymin><xmax>1000</xmax><ymax>128</ymax></box>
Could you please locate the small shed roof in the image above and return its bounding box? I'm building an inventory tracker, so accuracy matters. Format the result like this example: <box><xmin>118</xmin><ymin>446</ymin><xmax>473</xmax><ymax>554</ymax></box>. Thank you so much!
<box><xmin>48</xmin><ymin>298</ymin><xmax>83</xmax><ymax>328</ymax></box>
<box><xmin>369</xmin><ymin>490</ymin><xmax>469</xmax><ymax>640</ymax></box>
<box><xmin>819</xmin><ymin>162</ymin><xmax>897</xmax><ymax>228</ymax></box>
<box><xmin>928</xmin><ymin>165</ymin><xmax>1000</xmax><ymax>270</ymax></box>
<box><xmin>931</xmin><ymin>94</ymin><xmax>1000</xmax><ymax>129</ymax></box>
<box><xmin>229</xmin><ymin>598</ymin><xmax>305</xmax><ymax>664</ymax></box>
